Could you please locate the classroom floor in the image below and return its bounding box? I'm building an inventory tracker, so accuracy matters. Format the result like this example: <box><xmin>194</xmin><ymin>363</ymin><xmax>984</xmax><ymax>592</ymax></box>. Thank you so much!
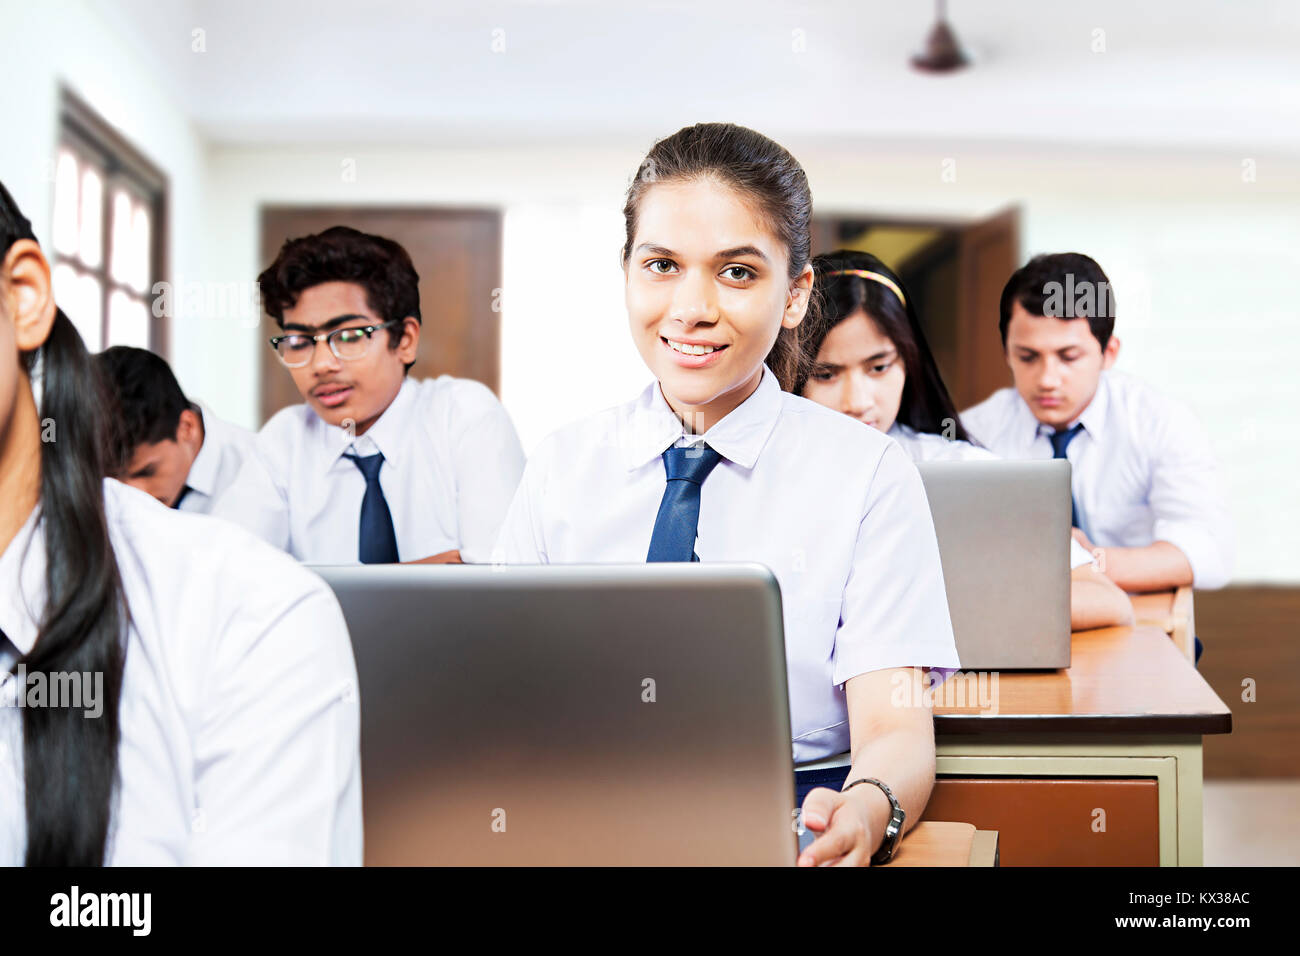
<box><xmin>1202</xmin><ymin>779</ymin><xmax>1300</xmax><ymax>865</ymax></box>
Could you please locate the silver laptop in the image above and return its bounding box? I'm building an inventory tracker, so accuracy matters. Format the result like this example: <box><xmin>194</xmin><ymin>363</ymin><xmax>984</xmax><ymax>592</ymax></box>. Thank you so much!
<box><xmin>313</xmin><ymin>562</ymin><xmax>797</xmax><ymax>865</ymax></box>
<box><xmin>916</xmin><ymin>459</ymin><xmax>1072</xmax><ymax>670</ymax></box>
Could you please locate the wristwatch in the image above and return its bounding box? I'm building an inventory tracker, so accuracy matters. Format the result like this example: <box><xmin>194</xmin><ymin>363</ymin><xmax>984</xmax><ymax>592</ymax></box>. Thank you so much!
<box><xmin>842</xmin><ymin>777</ymin><xmax>905</xmax><ymax>865</ymax></box>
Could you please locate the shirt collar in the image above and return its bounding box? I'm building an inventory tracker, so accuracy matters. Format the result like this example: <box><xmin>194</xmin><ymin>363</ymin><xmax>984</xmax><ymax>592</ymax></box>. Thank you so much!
<box><xmin>183</xmin><ymin>403</ymin><xmax>219</xmax><ymax>498</ymax></box>
<box><xmin>1075</xmin><ymin>371</ymin><xmax>1109</xmax><ymax>437</ymax></box>
<box><xmin>0</xmin><ymin>503</ymin><xmax>47</xmax><ymax>658</ymax></box>
<box><xmin>621</xmin><ymin>364</ymin><xmax>784</xmax><ymax>471</ymax></box>
<box><xmin>323</xmin><ymin>378</ymin><xmax>416</xmax><ymax>473</ymax></box>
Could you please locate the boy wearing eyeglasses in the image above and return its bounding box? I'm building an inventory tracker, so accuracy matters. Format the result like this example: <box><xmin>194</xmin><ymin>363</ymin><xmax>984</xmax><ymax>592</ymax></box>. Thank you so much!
<box><xmin>211</xmin><ymin>226</ymin><xmax>525</xmax><ymax>565</ymax></box>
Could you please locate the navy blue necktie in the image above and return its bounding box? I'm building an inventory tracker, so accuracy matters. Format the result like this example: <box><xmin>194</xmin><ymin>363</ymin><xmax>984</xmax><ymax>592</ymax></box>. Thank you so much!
<box><xmin>343</xmin><ymin>452</ymin><xmax>400</xmax><ymax>564</ymax></box>
<box><xmin>646</xmin><ymin>443</ymin><xmax>723</xmax><ymax>563</ymax></box>
<box><xmin>1049</xmin><ymin>423</ymin><xmax>1085</xmax><ymax>530</ymax></box>
<box><xmin>172</xmin><ymin>485</ymin><xmax>192</xmax><ymax>510</ymax></box>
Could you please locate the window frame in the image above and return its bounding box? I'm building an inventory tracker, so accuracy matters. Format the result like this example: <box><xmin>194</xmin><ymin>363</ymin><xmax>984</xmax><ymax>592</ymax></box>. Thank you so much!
<box><xmin>52</xmin><ymin>89</ymin><xmax>169</xmax><ymax>355</ymax></box>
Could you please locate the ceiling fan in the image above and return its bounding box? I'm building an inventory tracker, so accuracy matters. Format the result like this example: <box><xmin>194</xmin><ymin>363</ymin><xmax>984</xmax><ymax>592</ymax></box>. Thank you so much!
<box><xmin>911</xmin><ymin>0</ymin><xmax>970</xmax><ymax>73</ymax></box>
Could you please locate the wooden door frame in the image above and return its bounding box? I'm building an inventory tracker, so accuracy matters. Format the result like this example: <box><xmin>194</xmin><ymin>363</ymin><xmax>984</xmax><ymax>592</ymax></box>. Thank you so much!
<box><xmin>813</xmin><ymin>205</ymin><xmax>1022</xmax><ymax>408</ymax></box>
<box><xmin>257</xmin><ymin>204</ymin><xmax>503</xmax><ymax>426</ymax></box>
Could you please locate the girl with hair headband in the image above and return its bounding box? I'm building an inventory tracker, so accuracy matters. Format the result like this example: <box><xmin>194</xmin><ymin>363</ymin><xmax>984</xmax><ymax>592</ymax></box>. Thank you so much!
<box><xmin>800</xmin><ymin>249</ymin><xmax>1133</xmax><ymax>631</ymax></box>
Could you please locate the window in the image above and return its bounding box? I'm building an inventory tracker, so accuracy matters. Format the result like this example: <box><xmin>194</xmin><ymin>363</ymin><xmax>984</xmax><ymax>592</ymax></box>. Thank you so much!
<box><xmin>50</xmin><ymin>92</ymin><xmax>167</xmax><ymax>354</ymax></box>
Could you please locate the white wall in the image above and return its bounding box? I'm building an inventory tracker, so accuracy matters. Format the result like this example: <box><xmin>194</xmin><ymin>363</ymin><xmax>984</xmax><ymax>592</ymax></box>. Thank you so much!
<box><xmin>205</xmin><ymin>139</ymin><xmax>1299</xmax><ymax>583</ymax></box>
<box><xmin>201</xmin><ymin>144</ymin><xmax>647</xmax><ymax>433</ymax></box>
<box><xmin>5</xmin><ymin>5</ymin><xmax>1289</xmax><ymax>586</ymax></box>
<box><xmin>0</xmin><ymin>0</ymin><xmax>208</xmax><ymax>388</ymax></box>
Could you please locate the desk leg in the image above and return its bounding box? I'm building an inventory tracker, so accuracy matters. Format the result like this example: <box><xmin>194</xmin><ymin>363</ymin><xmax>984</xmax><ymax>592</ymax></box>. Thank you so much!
<box><xmin>1173</xmin><ymin>737</ymin><xmax>1204</xmax><ymax>865</ymax></box>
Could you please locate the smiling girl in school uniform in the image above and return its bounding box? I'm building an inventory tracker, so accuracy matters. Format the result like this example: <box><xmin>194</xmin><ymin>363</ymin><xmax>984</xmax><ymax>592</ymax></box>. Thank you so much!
<box><xmin>492</xmin><ymin>123</ymin><xmax>961</xmax><ymax>867</ymax></box>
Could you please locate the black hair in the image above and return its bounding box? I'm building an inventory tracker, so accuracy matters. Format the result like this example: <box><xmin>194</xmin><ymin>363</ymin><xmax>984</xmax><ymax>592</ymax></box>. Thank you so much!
<box><xmin>998</xmin><ymin>252</ymin><xmax>1116</xmax><ymax>351</ymax></box>
<box><xmin>93</xmin><ymin>346</ymin><xmax>191</xmax><ymax>473</ymax></box>
<box><xmin>622</xmin><ymin>122</ymin><xmax>816</xmax><ymax>393</ymax></box>
<box><xmin>1</xmin><ymin>180</ymin><xmax>127</xmax><ymax>866</ymax></box>
<box><xmin>257</xmin><ymin>225</ymin><xmax>421</xmax><ymax>373</ymax></box>
<box><xmin>801</xmin><ymin>249</ymin><xmax>972</xmax><ymax>443</ymax></box>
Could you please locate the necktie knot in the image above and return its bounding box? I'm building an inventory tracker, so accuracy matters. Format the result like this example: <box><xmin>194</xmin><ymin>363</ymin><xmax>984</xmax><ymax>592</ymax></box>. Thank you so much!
<box><xmin>344</xmin><ymin>450</ymin><xmax>386</xmax><ymax>482</ymax></box>
<box><xmin>1049</xmin><ymin>423</ymin><xmax>1084</xmax><ymax>459</ymax></box>
<box><xmin>662</xmin><ymin>443</ymin><xmax>722</xmax><ymax>484</ymax></box>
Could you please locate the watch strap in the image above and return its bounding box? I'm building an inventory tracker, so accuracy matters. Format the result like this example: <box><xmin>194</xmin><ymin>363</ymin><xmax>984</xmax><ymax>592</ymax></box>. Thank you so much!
<box><xmin>843</xmin><ymin>776</ymin><xmax>905</xmax><ymax>865</ymax></box>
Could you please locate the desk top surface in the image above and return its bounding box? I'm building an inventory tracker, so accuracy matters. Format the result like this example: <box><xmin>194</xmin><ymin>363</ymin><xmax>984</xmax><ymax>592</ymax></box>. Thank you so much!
<box><xmin>932</xmin><ymin>624</ymin><xmax>1232</xmax><ymax>736</ymax></box>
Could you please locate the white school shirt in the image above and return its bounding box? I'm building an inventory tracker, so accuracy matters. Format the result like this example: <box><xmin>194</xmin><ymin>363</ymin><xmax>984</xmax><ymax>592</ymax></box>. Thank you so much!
<box><xmin>961</xmin><ymin>369</ymin><xmax>1234</xmax><ymax>589</ymax></box>
<box><xmin>886</xmin><ymin>422</ymin><xmax>998</xmax><ymax>463</ymax></box>
<box><xmin>492</xmin><ymin>364</ymin><xmax>961</xmax><ymax>764</ymax></box>
<box><xmin>211</xmin><ymin>375</ymin><xmax>525</xmax><ymax>564</ymax></box>
<box><xmin>176</xmin><ymin>402</ymin><xmax>256</xmax><ymax>515</ymax></box>
<box><xmin>0</xmin><ymin>479</ymin><xmax>362</xmax><ymax>865</ymax></box>
<box><xmin>886</xmin><ymin>422</ymin><xmax>1095</xmax><ymax>570</ymax></box>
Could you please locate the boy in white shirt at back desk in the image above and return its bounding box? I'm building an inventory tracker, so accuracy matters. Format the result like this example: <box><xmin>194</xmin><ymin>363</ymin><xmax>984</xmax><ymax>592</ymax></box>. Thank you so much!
<box><xmin>95</xmin><ymin>345</ymin><xmax>254</xmax><ymax>514</ymax></box>
<box><xmin>213</xmin><ymin>226</ymin><xmax>525</xmax><ymax>564</ymax></box>
<box><xmin>962</xmin><ymin>253</ymin><xmax>1234</xmax><ymax>660</ymax></box>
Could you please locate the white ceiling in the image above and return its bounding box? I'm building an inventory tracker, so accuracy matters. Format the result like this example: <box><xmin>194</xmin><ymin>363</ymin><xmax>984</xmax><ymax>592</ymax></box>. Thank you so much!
<box><xmin>102</xmin><ymin>0</ymin><xmax>1300</xmax><ymax>152</ymax></box>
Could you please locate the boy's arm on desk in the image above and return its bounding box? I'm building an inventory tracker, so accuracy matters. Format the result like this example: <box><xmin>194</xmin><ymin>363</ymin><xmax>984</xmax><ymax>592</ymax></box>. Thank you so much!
<box><xmin>1072</xmin><ymin>530</ymin><xmax>1195</xmax><ymax>592</ymax></box>
<box><xmin>1070</xmin><ymin>564</ymin><xmax>1136</xmax><ymax>631</ymax></box>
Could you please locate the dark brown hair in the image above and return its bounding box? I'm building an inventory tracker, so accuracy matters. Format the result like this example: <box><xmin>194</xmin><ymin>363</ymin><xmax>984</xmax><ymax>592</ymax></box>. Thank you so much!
<box><xmin>999</xmin><ymin>252</ymin><xmax>1115</xmax><ymax>351</ymax></box>
<box><xmin>94</xmin><ymin>346</ymin><xmax>192</xmax><ymax>472</ymax></box>
<box><xmin>621</xmin><ymin>123</ymin><xmax>815</xmax><ymax>391</ymax></box>
<box><xmin>257</xmin><ymin>225</ymin><xmax>421</xmax><ymax>373</ymax></box>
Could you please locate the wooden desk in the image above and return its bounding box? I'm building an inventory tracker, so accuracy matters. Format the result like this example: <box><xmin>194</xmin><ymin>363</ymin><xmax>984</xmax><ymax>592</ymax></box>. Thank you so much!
<box><xmin>928</xmin><ymin>624</ymin><xmax>1228</xmax><ymax>865</ymax></box>
<box><xmin>800</xmin><ymin>624</ymin><xmax>1231</xmax><ymax>865</ymax></box>
<box><xmin>877</xmin><ymin>823</ymin><xmax>999</xmax><ymax>867</ymax></box>
<box><xmin>1130</xmin><ymin>587</ymin><xmax>1196</xmax><ymax>662</ymax></box>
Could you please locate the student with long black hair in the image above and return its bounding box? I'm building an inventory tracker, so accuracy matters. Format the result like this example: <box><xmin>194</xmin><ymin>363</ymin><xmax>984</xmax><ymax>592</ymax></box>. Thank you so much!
<box><xmin>0</xmin><ymin>181</ymin><xmax>361</xmax><ymax>865</ymax></box>
<box><xmin>799</xmin><ymin>249</ymin><xmax>1133</xmax><ymax>631</ymax></box>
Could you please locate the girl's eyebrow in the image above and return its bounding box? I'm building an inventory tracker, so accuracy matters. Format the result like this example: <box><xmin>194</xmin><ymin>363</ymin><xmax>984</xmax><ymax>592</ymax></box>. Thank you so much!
<box><xmin>818</xmin><ymin>349</ymin><xmax>897</xmax><ymax>372</ymax></box>
<box><xmin>635</xmin><ymin>243</ymin><xmax>677</xmax><ymax>258</ymax></box>
<box><xmin>715</xmin><ymin>245</ymin><xmax>769</xmax><ymax>263</ymax></box>
<box><xmin>634</xmin><ymin>242</ymin><xmax>771</xmax><ymax>264</ymax></box>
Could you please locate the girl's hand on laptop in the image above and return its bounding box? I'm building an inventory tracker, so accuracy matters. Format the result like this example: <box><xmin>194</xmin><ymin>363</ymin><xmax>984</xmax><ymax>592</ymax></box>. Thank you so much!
<box><xmin>797</xmin><ymin>786</ymin><xmax>882</xmax><ymax>867</ymax></box>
